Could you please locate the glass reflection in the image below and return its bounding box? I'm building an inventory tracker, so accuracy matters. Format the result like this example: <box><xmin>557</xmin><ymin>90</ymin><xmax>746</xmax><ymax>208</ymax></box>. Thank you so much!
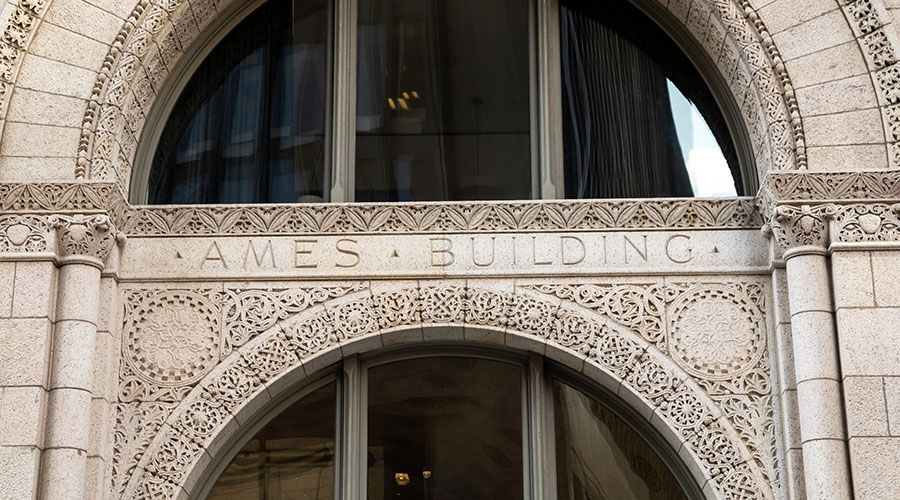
<box><xmin>149</xmin><ymin>0</ymin><xmax>329</xmax><ymax>204</ymax></box>
<box><xmin>207</xmin><ymin>382</ymin><xmax>336</xmax><ymax>500</ymax></box>
<box><xmin>355</xmin><ymin>0</ymin><xmax>533</xmax><ymax>201</ymax></box>
<box><xmin>553</xmin><ymin>380</ymin><xmax>688</xmax><ymax>500</ymax></box>
<box><xmin>367</xmin><ymin>357</ymin><xmax>525</xmax><ymax>499</ymax></box>
<box><xmin>560</xmin><ymin>0</ymin><xmax>743</xmax><ymax>199</ymax></box>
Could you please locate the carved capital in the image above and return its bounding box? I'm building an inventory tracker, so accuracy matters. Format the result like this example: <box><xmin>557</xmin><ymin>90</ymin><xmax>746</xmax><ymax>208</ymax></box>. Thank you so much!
<box><xmin>766</xmin><ymin>204</ymin><xmax>836</xmax><ymax>252</ymax></box>
<box><xmin>51</xmin><ymin>214</ymin><xmax>124</xmax><ymax>264</ymax></box>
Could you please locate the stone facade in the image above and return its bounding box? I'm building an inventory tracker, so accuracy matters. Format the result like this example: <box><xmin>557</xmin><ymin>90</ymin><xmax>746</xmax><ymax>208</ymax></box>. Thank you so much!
<box><xmin>0</xmin><ymin>0</ymin><xmax>898</xmax><ymax>499</ymax></box>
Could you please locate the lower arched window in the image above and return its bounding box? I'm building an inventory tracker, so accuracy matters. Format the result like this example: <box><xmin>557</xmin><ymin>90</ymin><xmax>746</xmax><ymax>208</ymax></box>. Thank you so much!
<box><xmin>202</xmin><ymin>350</ymin><xmax>695</xmax><ymax>499</ymax></box>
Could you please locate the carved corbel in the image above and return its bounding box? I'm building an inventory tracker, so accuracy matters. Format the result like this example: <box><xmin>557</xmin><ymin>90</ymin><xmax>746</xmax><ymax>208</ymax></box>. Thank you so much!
<box><xmin>764</xmin><ymin>204</ymin><xmax>837</xmax><ymax>256</ymax></box>
<box><xmin>50</xmin><ymin>213</ymin><xmax>125</xmax><ymax>267</ymax></box>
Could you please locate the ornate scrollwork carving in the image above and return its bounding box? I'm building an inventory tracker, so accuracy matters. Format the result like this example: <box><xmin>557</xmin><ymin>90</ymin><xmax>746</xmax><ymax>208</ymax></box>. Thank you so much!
<box><xmin>833</xmin><ymin>202</ymin><xmax>900</xmax><ymax>242</ymax></box>
<box><xmin>0</xmin><ymin>214</ymin><xmax>49</xmax><ymax>252</ymax></box>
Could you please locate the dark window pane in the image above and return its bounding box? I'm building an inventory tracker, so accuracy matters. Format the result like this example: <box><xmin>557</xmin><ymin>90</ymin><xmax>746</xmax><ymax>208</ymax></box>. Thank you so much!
<box><xmin>149</xmin><ymin>0</ymin><xmax>329</xmax><ymax>204</ymax></box>
<box><xmin>355</xmin><ymin>0</ymin><xmax>532</xmax><ymax>202</ymax></box>
<box><xmin>553</xmin><ymin>380</ymin><xmax>689</xmax><ymax>500</ymax></box>
<box><xmin>207</xmin><ymin>382</ymin><xmax>337</xmax><ymax>500</ymax></box>
<box><xmin>367</xmin><ymin>357</ymin><xmax>524</xmax><ymax>499</ymax></box>
<box><xmin>560</xmin><ymin>0</ymin><xmax>743</xmax><ymax>199</ymax></box>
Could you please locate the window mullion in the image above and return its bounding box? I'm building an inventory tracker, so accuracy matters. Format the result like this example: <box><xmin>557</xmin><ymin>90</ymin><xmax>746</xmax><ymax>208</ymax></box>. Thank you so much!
<box><xmin>527</xmin><ymin>353</ymin><xmax>557</xmax><ymax>499</ymax></box>
<box><xmin>330</xmin><ymin>0</ymin><xmax>358</xmax><ymax>202</ymax></box>
<box><xmin>339</xmin><ymin>355</ymin><xmax>363</xmax><ymax>500</ymax></box>
<box><xmin>536</xmin><ymin>0</ymin><xmax>564</xmax><ymax>199</ymax></box>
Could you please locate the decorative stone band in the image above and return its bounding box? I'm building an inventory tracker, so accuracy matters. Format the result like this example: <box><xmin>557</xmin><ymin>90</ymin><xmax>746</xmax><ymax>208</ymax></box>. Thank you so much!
<box><xmin>0</xmin><ymin>0</ymin><xmax>49</xmax><ymax>118</ymax></box>
<box><xmin>50</xmin><ymin>214</ymin><xmax>124</xmax><ymax>266</ymax></box>
<box><xmin>114</xmin><ymin>282</ymin><xmax>774</xmax><ymax>500</ymax></box>
<box><xmin>765</xmin><ymin>202</ymin><xmax>900</xmax><ymax>253</ymax></box>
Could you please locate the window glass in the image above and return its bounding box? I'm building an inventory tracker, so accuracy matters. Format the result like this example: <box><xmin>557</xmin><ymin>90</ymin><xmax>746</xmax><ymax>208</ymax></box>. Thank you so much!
<box><xmin>207</xmin><ymin>382</ymin><xmax>337</xmax><ymax>500</ymax></box>
<box><xmin>367</xmin><ymin>357</ymin><xmax>525</xmax><ymax>499</ymax></box>
<box><xmin>560</xmin><ymin>0</ymin><xmax>742</xmax><ymax>198</ymax></box>
<box><xmin>553</xmin><ymin>379</ymin><xmax>688</xmax><ymax>500</ymax></box>
<box><xmin>149</xmin><ymin>0</ymin><xmax>329</xmax><ymax>204</ymax></box>
<box><xmin>355</xmin><ymin>0</ymin><xmax>533</xmax><ymax>201</ymax></box>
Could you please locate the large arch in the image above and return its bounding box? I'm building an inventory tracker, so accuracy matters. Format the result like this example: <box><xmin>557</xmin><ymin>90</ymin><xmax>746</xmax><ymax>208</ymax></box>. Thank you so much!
<box><xmin>112</xmin><ymin>281</ymin><xmax>774</xmax><ymax>500</ymax></box>
<box><xmin>51</xmin><ymin>0</ymin><xmax>808</xmax><ymax>197</ymax></box>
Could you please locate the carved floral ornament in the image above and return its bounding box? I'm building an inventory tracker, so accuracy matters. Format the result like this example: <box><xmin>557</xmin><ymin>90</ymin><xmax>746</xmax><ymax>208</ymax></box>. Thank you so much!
<box><xmin>113</xmin><ymin>280</ymin><xmax>777</xmax><ymax>500</ymax></box>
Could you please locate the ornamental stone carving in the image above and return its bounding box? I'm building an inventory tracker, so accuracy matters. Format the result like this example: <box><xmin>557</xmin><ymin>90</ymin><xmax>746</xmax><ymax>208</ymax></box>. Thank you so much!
<box><xmin>0</xmin><ymin>214</ymin><xmax>49</xmax><ymax>252</ymax></box>
<box><xmin>113</xmin><ymin>280</ymin><xmax>776</xmax><ymax>500</ymax></box>
<box><xmin>767</xmin><ymin>204</ymin><xmax>836</xmax><ymax>251</ymax></box>
<box><xmin>51</xmin><ymin>213</ymin><xmax>122</xmax><ymax>263</ymax></box>
<box><xmin>124</xmin><ymin>291</ymin><xmax>220</xmax><ymax>387</ymax></box>
<box><xmin>668</xmin><ymin>286</ymin><xmax>765</xmax><ymax>381</ymax></box>
<box><xmin>833</xmin><ymin>202</ymin><xmax>900</xmax><ymax>242</ymax></box>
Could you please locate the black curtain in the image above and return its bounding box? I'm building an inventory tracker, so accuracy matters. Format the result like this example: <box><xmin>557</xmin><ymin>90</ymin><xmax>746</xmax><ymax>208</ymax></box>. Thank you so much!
<box><xmin>560</xmin><ymin>0</ymin><xmax>743</xmax><ymax>199</ymax></box>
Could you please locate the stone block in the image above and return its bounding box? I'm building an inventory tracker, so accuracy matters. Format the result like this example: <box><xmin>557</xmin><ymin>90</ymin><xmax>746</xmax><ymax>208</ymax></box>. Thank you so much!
<box><xmin>883</xmin><ymin>377</ymin><xmax>900</xmax><ymax>436</ymax></box>
<box><xmin>48</xmin><ymin>320</ymin><xmax>96</xmax><ymax>391</ymax></box>
<box><xmin>795</xmin><ymin>73</ymin><xmax>878</xmax><ymax>116</ymax></box>
<box><xmin>786</xmin><ymin>255</ymin><xmax>832</xmax><ymax>314</ymax></box>
<box><xmin>805</xmin><ymin>144</ymin><xmax>889</xmax><ymax>171</ymax></box>
<box><xmin>772</xmin><ymin>9</ymin><xmax>855</xmax><ymax>61</ymax></box>
<box><xmin>27</xmin><ymin>20</ymin><xmax>109</xmax><ymax>72</ymax></box>
<box><xmin>43</xmin><ymin>387</ymin><xmax>91</xmax><ymax>451</ymax></box>
<box><xmin>831</xmin><ymin>251</ymin><xmax>875</xmax><ymax>308</ymax></box>
<box><xmin>43</xmin><ymin>0</ymin><xmax>124</xmax><ymax>45</ymax></box>
<box><xmin>871</xmin><ymin>251</ymin><xmax>900</xmax><ymax>307</ymax></box>
<box><xmin>12</xmin><ymin>261</ymin><xmax>55</xmax><ymax>319</ymax></box>
<box><xmin>15</xmin><ymin>54</ymin><xmax>97</xmax><ymax>100</ymax></box>
<box><xmin>784</xmin><ymin>40</ymin><xmax>869</xmax><ymax>89</ymax></box>
<box><xmin>0</xmin><ymin>157</ymin><xmax>78</xmax><ymax>182</ymax></box>
<box><xmin>837</xmin><ymin>307</ymin><xmax>900</xmax><ymax>376</ymax></box>
<box><xmin>791</xmin><ymin>311</ymin><xmax>840</xmax><ymax>382</ymax></box>
<box><xmin>850</xmin><ymin>437</ymin><xmax>900</xmax><ymax>500</ymax></box>
<box><xmin>56</xmin><ymin>264</ymin><xmax>100</xmax><ymax>323</ymax></box>
<box><xmin>0</xmin><ymin>121</ymin><xmax>81</xmax><ymax>159</ymax></box>
<box><xmin>0</xmin><ymin>446</ymin><xmax>40</xmax><ymax>500</ymax></box>
<box><xmin>803</xmin><ymin>439</ymin><xmax>852</xmax><ymax>499</ymax></box>
<box><xmin>803</xmin><ymin>108</ymin><xmax>885</xmax><ymax>147</ymax></box>
<box><xmin>844</xmin><ymin>376</ymin><xmax>889</xmax><ymax>437</ymax></box>
<box><xmin>758</xmin><ymin>0</ymin><xmax>836</xmax><ymax>35</ymax></box>
<box><xmin>0</xmin><ymin>318</ymin><xmax>51</xmax><ymax>386</ymax></box>
<box><xmin>0</xmin><ymin>386</ymin><xmax>46</xmax><ymax>446</ymax></box>
<box><xmin>6</xmin><ymin>88</ymin><xmax>88</xmax><ymax>128</ymax></box>
<box><xmin>38</xmin><ymin>447</ymin><xmax>86</xmax><ymax>499</ymax></box>
<box><xmin>0</xmin><ymin>262</ymin><xmax>13</xmax><ymax>317</ymax></box>
<box><xmin>797</xmin><ymin>378</ymin><xmax>846</xmax><ymax>441</ymax></box>
<box><xmin>785</xmin><ymin>447</ymin><xmax>806</xmax><ymax>500</ymax></box>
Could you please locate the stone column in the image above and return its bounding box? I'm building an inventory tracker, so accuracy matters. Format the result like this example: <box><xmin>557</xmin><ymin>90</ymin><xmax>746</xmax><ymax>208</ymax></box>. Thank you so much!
<box><xmin>38</xmin><ymin>215</ymin><xmax>118</xmax><ymax>500</ymax></box>
<box><xmin>770</xmin><ymin>205</ymin><xmax>853</xmax><ymax>500</ymax></box>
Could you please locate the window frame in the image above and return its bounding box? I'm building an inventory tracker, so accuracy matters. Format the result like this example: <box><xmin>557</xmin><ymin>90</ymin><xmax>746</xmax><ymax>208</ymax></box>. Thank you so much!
<box><xmin>194</xmin><ymin>344</ymin><xmax>704</xmax><ymax>500</ymax></box>
<box><xmin>129</xmin><ymin>0</ymin><xmax>755</xmax><ymax>205</ymax></box>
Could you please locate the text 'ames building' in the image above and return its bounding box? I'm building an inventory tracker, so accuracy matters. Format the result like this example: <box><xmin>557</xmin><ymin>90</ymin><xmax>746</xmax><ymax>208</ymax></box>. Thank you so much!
<box><xmin>0</xmin><ymin>0</ymin><xmax>899</xmax><ymax>499</ymax></box>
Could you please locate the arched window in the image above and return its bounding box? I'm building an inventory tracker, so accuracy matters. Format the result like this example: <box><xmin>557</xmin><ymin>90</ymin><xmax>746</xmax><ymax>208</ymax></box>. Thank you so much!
<box><xmin>201</xmin><ymin>351</ymin><xmax>696</xmax><ymax>499</ymax></box>
<box><xmin>141</xmin><ymin>0</ymin><xmax>751</xmax><ymax>204</ymax></box>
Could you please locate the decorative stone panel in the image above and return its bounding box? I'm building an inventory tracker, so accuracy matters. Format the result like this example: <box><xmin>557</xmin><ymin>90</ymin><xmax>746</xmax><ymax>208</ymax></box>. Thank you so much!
<box><xmin>112</xmin><ymin>279</ymin><xmax>776</xmax><ymax>500</ymax></box>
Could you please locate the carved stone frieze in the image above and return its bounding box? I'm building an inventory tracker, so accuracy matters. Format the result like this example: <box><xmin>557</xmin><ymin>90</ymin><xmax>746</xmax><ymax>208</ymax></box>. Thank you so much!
<box><xmin>119</xmin><ymin>198</ymin><xmax>763</xmax><ymax>235</ymax></box>
<box><xmin>117</xmin><ymin>280</ymin><xmax>774</xmax><ymax>500</ymax></box>
<box><xmin>832</xmin><ymin>202</ymin><xmax>900</xmax><ymax>242</ymax></box>
<box><xmin>762</xmin><ymin>171</ymin><xmax>900</xmax><ymax>203</ymax></box>
<box><xmin>0</xmin><ymin>182</ymin><xmax>120</xmax><ymax>212</ymax></box>
<box><xmin>0</xmin><ymin>214</ymin><xmax>49</xmax><ymax>252</ymax></box>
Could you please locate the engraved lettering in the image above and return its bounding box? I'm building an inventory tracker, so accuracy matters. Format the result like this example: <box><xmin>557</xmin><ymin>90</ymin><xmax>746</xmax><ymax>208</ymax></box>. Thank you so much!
<box><xmin>430</xmin><ymin>238</ymin><xmax>454</xmax><ymax>267</ymax></box>
<box><xmin>202</xmin><ymin>241</ymin><xmax>228</xmax><ymax>269</ymax></box>
<box><xmin>471</xmin><ymin>236</ymin><xmax>496</xmax><ymax>267</ymax></box>
<box><xmin>624</xmin><ymin>235</ymin><xmax>648</xmax><ymax>263</ymax></box>
<box><xmin>336</xmin><ymin>238</ymin><xmax>360</xmax><ymax>268</ymax></box>
<box><xmin>294</xmin><ymin>239</ymin><xmax>318</xmax><ymax>268</ymax></box>
<box><xmin>532</xmin><ymin>236</ymin><xmax>552</xmax><ymax>265</ymax></box>
<box><xmin>561</xmin><ymin>236</ymin><xmax>585</xmax><ymax>265</ymax></box>
<box><xmin>242</xmin><ymin>239</ymin><xmax>276</xmax><ymax>269</ymax></box>
<box><xmin>665</xmin><ymin>234</ymin><xmax>693</xmax><ymax>264</ymax></box>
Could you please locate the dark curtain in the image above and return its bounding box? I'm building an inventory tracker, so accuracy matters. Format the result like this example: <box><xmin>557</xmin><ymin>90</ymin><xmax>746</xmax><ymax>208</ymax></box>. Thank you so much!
<box><xmin>560</xmin><ymin>0</ymin><xmax>744</xmax><ymax>199</ymax></box>
<box><xmin>148</xmin><ymin>0</ymin><xmax>329</xmax><ymax>204</ymax></box>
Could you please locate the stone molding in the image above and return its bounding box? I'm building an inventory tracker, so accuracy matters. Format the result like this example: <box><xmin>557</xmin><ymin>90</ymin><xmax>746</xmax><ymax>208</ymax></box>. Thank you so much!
<box><xmin>73</xmin><ymin>0</ymin><xmax>802</xmax><ymax>196</ymax></box>
<box><xmin>112</xmin><ymin>279</ymin><xmax>776</xmax><ymax>500</ymax></box>
<box><xmin>840</xmin><ymin>0</ymin><xmax>900</xmax><ymax>167</ymax></box>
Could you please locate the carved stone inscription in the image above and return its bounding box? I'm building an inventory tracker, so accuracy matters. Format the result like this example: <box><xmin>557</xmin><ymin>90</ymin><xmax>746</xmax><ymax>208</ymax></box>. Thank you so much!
<box><xmin>120</xmin><ymin>230</ymin><xmax>767</xmax><ymax>278</ymax></box>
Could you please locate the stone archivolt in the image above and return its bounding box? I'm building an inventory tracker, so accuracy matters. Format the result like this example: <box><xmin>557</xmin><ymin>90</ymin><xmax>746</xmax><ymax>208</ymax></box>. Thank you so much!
<box><xmin>113</xmin><ymin>279</ymin><xmax>776</xmax><ymax>500</ymax></box>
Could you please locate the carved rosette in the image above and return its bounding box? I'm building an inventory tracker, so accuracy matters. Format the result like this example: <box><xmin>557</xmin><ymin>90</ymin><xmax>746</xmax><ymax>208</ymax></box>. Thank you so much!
<box><xmin>51</xmin><ymin>213</ymin><xmax>122</xmax><ymax>264</ymax></box>
<box><xmin>119</xmin><ymin>281</ymin><xmax>775</xmax><ymax>500</ymax></box>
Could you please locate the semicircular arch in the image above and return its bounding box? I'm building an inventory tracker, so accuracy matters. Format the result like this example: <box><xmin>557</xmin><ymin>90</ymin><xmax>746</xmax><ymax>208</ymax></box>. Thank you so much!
<box><xmin>117</xmin><ymin>283</ymin><xmax>773</xmax><ymax>500</ymax></box>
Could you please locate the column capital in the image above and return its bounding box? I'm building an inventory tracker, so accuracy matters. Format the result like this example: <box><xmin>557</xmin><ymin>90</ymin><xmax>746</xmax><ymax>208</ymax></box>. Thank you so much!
<box><xmin>765</xmin><ymin>204</ymin><xmax>837</xmax><ymax>257</ymax></box>
<box><xmin>50</xmin><ymin>214</ymin><xmax>124</xmax><ymax>267</ymax></box>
